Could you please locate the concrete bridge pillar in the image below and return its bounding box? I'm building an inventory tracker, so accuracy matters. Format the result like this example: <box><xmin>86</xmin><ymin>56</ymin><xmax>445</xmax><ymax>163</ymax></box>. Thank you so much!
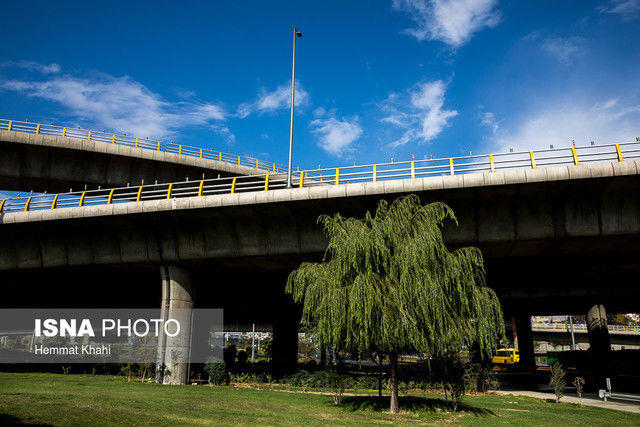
<box><xmin>156</xmin><ymin>265</ymin><xmax>194</xmax><ymax>385</ymax></box>
<box><xmin>514</xmin><ymin>313</ymin><xmax>535</xmax><ymax>370</ymax></box>
<box><xmin>587</xmin><ymin>304</ymin><xmax>612</xmax><ymax>390</ymax></box>
<box><xmin>272</xmin><ymin>293</ymin><xmax>298</xmax><ymax>377</ymax></box>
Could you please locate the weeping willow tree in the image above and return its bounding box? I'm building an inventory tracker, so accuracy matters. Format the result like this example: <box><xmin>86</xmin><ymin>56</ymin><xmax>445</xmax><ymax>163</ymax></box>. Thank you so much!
<box><xmin>286</xmin><ymin>195</ymin><xmax>504</xmax><ymax>413</ymax></box>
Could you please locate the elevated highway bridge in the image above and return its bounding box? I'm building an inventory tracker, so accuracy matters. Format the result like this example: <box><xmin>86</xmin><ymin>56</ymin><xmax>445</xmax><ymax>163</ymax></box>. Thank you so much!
<box><xmin>0</xmin><ymin>119</ymin><xmax>286</xmax><ymax>193</ymax></box>
<box><xmin>1</xmin><ymin>126</ymin><xmax>639</xmax><ymax>384</ymax></box>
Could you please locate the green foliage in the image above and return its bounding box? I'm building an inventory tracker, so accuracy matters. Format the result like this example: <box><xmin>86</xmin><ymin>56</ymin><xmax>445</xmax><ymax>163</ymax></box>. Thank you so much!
<box><xmin>326</xmin><ymin>370</ymin><xmax>349</xmax><ymax>406</ymax></box>
<box><xmin>439</xmin><ymin>352</ymin><xmax>470</xmax><ymax>412</ymax></box>
<box><xmin>260</xmin><ymin>337</ymin><xmax>273</xmax><ymax>359</ymax></box>
<box><xmin>229</xmin><ymin>372</ymin><xmax>273</xmax><ymax>384</ymax></box>
<box><xmin>286</xmin><ymin>195</ymin><xmax>505</xmax><ymax>413</ymax></box>
<box><xmin>549</xmin><ymin>362</ymin><xmax>566</xmax><ymax>403</ymax></box>
<box><xmin>223</xmin><ymin>344</ymin><xmax>237</xmax><ymax>367</ymax></box>
<box><xmin>287</xmin><ymin>195</ymin><xmax>504</xmax><ymax>360</ymax></box>
<box><xmin>205</xmin><ymin>361</ymin><xmax>229</xmax><ymax>386</ymax></box>
<box><xmin>236</xmin><ymin>350</ymin><xmax>248</xmax><ymax>365</ymax></box>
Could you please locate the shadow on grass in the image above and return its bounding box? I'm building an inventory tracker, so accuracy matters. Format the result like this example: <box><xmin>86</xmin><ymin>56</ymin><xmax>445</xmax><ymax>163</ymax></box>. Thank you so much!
<box><xmin>0</xmin><ymin>413</ymin><xmax>52</xmax><ymax>426</ymax></box>
<box><xmin>340</xmin><ymin>396</ymin><xmax>495</xmax><ymax>417</ymax></box>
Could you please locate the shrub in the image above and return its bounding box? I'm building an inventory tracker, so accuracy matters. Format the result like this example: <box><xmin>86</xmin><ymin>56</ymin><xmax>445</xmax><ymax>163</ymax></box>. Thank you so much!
<box><xmin>236</xmin><ymin>350</ymin><xmax>248</xmax><ymax>365</ymax></box>
<box><xmin>223</xmin><ymin>344</ymin><xmax>237</xmax><ymax>367</ymax></box>
<box><xmin>326</xmin><ymin>370</ymin><xmax>349</xmax><ymax>406</ymax></box>
<box><xmin>549</xmin><ymin>362</ymin><xmax>566</xmax><ymax>403</ymax></box>
<box><xmin>206</xmin><ymin>361</ymin><xmax>229</xmax><ymax>386</ymax></box>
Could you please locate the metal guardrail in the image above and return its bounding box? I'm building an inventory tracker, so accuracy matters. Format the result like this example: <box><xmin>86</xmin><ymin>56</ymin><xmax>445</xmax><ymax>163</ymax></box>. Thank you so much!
<box><xmin>531</xmin><ymin>322</ymin><xmax>640</xmax><ymax>334</ymax></box>
<box><xmin>1</xmin><ymin>139</ymin><xmax>639</xmax><ymax>214</ymax></box>
<box><xmin>0</xmin><ymin>119</ymin><xmax>288</xmax><ymax>173</ymax></box>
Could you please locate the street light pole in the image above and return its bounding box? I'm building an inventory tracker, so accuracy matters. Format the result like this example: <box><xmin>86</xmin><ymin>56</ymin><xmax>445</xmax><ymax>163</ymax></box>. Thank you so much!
<box><xmin>287</xmin><ymin>27</ymin><xmax>302</xmax><ymax>188</ymax></box>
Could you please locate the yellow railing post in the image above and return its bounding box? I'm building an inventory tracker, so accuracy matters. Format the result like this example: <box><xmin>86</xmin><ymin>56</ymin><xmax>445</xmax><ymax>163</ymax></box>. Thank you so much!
<box><xmin>264</xmin><ymin>174</ymin><xmax>270</xmax><ymax>191</ymax></box>
<box><xmin>36</xmin><ymin>124</ymin><xmax>41</xmax><ymax>134</ymax></box>
<box><xmin>256</xmin><ymin>160</ymin><xmax>259</xmax><ymax>169</ymax></box>
<box><xmin>87</xmin><ymin>130</ymin><xmax>92</xmax><ymax>141</ymax></box>
<box><xmin>237</xmin><ymin>155</ymin><xmax>241</xmax><ymax>165</ymax></box>
<box><xmin>410</xmin><ymin>160</ymin><xmax>415</xmax><ymax>179</ymax></box>
<box><xmin>51</xmin><ymin>195</ymin><xmax>59</xmax><ymax>209</ymax></box>
<box><xmin>198</xmin><ymin>180</ymin><xmax>204</xmax><ymax>196</ymax></box>
<box><xmin>62</xmin><ymin>127</ymin><xmax>66</xmax><ymax>137</ymax></box>
<box><xmin>24</xmin><ymin>196</ymin><xmax>32</xmax><ymax>211</ymax></box>
<box><xmin>335</xmin><ymin>168</ymin><xmax>340</xmax><ymax>185</ymax></box>
<box><xmin>178</xmin><ymin>145</ymin><xmax>182</xmax><ymax>155</ymax></box>
<box><xmin>616</xmin><ymin>144</ymin><xmax>624</xmax><ymax>162</ymax></box>
<box><xmin>107</xmin><ymin>189</ymin><xmax>115</xmax><ymax>204</ymax></box>
<box><xmin>489</xmin><ymin>154</ymin><xmax>495</xmax><ymax>172</ymax></box>
<box><xmin>219</xmin><ymin>152</ymin><xmax>222</xmax><ymax>162</ymax></box>
<box><xmin>373</xmin><ymin>165</ymin><xmax>377</xmax><ymax>182</ymax></box>
<box><xmin>529</xmin><ymin>151</ymin><xmax>536</xmax><ymax>169</ymax></box>
<box><xmin>273</xmin><ymin>164</ymin><xmax>276</xmax><ymax>173</ymax></box>
<box><xmin>0</xmin><ymin>199</ymin><xmax>5</xmax><ymax>213</ymax></box>
<box><xmin>299</xmin><ymin>171</ymin><xmax>305</xmax><ymax>188</ymax></box>
<box><xmin>157</xmin><ymin>141</ymin><xmax>161</xmax><ymax>151</ymax></box>
<box><xmin>166</xmin><ymin>183</ymin><xmax>173</xmax><ymax>199</ymax></box>
<box><xmin>7</xmin><ymin>120</ymin><xmax>12</xmax><ymax>131</ymax></box>
<box><xmin>230</xmin><ymin>178</ymin><xmax>237</xmax><ymax>194</ymax></box>
<box><xmin>571</xmin><ymin>147</ymin><xmax>579</xmax><ymax>165</ymax></box>
<box><xmin>112</xmin><ymin>134</ymin><xmax>116</xmax><ymax>144</ymax></box>
<box><xmin>79</xmin><ymin>191</ymin><xmax>86</xmax><ymax>207</ymax></box>
<box><xmin>449</xmin><ymin>158</ymin><xmax>454</xmax><ymax>175</ymax></box>
<box><xmin>199</xmin><ymin>148</ymin><xmax>203</xmax><ymax>158</ymax></box>
<box><xmin>136</xmin><ymin>186</ymin><xmax>143</xmax><ymax>202</ymax></box>
<box><xmin>135</xmin><ymin>138</ymin><xmax>139</xmax><ymax>148</ymax></box>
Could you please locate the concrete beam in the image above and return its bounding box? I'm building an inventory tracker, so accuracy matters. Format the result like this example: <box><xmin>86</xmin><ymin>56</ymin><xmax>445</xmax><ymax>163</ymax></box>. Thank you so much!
<box><xmin>1</xmin><ymin>162</ymin><xmax>640</xmax><ymax>272</ymax></box>
<box><xmin>0</xmin><ymin>130</ymin><xmax>267</xmax><ymax>192</ymax></box>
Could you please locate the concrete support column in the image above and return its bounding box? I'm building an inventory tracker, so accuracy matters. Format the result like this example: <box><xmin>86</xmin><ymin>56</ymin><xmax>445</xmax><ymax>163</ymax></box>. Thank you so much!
<box><xmin>272</xmin><ymin>294</ymin><xmax>298</xmax><ymax>377</ymax></box>
<box><xmin>156</xmin><ymin>265</ymin><xmax>194</xmax><ymax>385</ymax></box>
<box><xmin>587</xmin><ymin>304</ymin><xmax>611</xmax><ymax>390</ymax></box>
<box><xmin>514</xmin><ymin>313</ymin><xmax>535</xmax><ymax>370</ymax></box>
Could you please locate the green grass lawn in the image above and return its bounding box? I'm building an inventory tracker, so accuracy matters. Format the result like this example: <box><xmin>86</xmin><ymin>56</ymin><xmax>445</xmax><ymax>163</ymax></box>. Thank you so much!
<box><xmin>0</xmin><ymin>373</ymin><xmax>638</xmax><ymax>425</ymax></box>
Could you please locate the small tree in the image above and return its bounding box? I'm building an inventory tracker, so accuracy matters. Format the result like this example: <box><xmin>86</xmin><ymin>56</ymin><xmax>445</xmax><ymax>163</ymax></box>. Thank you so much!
<box><xmin>573</xmin><ymin>376</ymin><xmax>585</xmax><ymax>406</ymax></box>
<box><xmin>287</xmin><ymin>196</ymin><xmax>504</xmax><ymax>413</ymax></box>
<box><xmin>550</xmin><ymin>362</ymin><xmax>566</xmax><ymax>403</ymax></box>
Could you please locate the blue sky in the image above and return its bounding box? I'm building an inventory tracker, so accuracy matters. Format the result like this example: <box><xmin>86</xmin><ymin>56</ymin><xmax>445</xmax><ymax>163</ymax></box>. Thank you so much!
<box><xmin>1</xmin><ymin>0</ymin><xmax>639</xmax><ymax>171</ymax></box>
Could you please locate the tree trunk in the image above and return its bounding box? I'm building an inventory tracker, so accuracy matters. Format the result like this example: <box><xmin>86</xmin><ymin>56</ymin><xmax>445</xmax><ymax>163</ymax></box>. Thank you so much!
<box><xmin>377</xmin><ymin>355</ymin><xmax>383</xmax><ymax>397</ymax></box>
<box><xmin>390</xmin><ymin>353</ymin><xmax>399</xmax><ymax>414</ymax></box>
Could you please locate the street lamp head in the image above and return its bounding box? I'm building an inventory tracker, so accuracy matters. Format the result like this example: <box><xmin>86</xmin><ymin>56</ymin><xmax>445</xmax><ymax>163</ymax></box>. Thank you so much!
<box><xmin>295</xmin><ymin>29</ymin><xmax>302</xmax><ymax>37</ymax></box>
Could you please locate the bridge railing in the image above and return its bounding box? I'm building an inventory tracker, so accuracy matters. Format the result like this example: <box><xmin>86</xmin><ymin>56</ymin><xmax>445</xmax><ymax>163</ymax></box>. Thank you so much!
<box><xmin>0</xmin><ymin>119</ymin><xmax>288</xmax><ymax>173</ymax></box>
<box><xmin>1</xmin><ymin>140</ymin><xmax>639</xmax><ymax>214</ymax></box>
<box><xmin>300</xmin><ymin>141</ymin><xmax>637</xmax><ymax>185</ymax></box>
<box><xmin>531</xmin><ymin>322</ymin><xmax>640</xmax><ymax>334</ymax></box>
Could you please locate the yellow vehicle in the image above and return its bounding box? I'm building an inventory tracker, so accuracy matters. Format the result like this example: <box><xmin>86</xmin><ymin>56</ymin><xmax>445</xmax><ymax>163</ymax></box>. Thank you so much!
<box><xmin>492</xmin><ymin>348</ymin><xmax>520</xmax><ymax>365</ymax></box>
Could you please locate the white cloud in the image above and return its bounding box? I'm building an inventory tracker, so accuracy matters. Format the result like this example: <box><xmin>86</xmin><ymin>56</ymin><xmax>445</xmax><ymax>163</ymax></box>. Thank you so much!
<box><xmin>310</xmin><ymin>113</ymin><xmax>362</xmax><ymax>157</ymax></box>
<box><xmin>237</xmin><ymin>81</ymin><xmax>309</xmax><ymax>118</ymax></box>
<box><xmin>541</xmin><ymin>37</ymin><xmax>585</xmax><ymax>63</ymax></box>
<box><xmin>599</xmin><ymin>0</ymin><xmax>640</xmax><ymax>20</ymax></box>
<box><xmin>492</xmin><ymin>99</ymin><xmax>640</xmax><ymax>152</ymax></box>
<box><xmin>0</xmin><ymin>60</ymin><xmax>61</xmax><ymax>74</ymax></box>
<box><xmin>0</xmin><ymin>69</ymin><xmax>229</xmax><ymax>139</ymax></box>
<box><xmin>380</xmin><ymin>80</ymin><xmax>458</xmax><ymax>147</ymax></box>
<box><xmin>210</xmin><ymin>124</ymin><xmax>236</xmax><ymax>146</ymax></box>
<box><xmin>479</xmin><ymin>111</ymin><xmax>499</xmax><ymax>134</ymax></box>
<box><xmin>392</xmin><ymin>0</ymin><xmax>501</xmax><ymax>47</ymax></box>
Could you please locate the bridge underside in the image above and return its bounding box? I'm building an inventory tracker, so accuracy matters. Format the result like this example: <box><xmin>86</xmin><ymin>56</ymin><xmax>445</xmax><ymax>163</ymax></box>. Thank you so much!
<box><xmin>1</xmin><ymin>163</ymin><xmax>639</xmax><ymax>384</ymax></box>
<box><xmin>0</xmin><ymin>131</ymin><xmax>264</xmax><ymax>193</ymax></box>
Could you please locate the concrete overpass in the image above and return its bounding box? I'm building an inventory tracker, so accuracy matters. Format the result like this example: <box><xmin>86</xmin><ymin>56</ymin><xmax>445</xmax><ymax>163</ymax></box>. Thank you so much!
<box><xmin>0</xmin><ymin>120</ymin><xmax>286</xmax><ymax>193</ymax></box>
<box><xmin>1</xmin><ymin>139</ymin><xmax>639</xmax><ymax>383</ymax></box>
<box><xmin>531</xmin><ymin>323</ymin><xmax>640</xmax><ymax>349</ymax></box>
